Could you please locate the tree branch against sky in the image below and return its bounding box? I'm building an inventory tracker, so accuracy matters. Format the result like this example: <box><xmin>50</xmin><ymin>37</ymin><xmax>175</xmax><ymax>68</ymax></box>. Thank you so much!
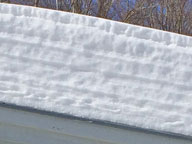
<box><xmin>0</xmin><ymin>0</ymin><xmax>191</xmax><ymax>36</ymax></box>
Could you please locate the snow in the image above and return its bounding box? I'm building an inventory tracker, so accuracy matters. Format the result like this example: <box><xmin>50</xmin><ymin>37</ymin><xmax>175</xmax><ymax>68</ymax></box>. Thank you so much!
<box><xmin>0</xmin><ymin>3</ymin><xmax>192</xmax><ymax>136</ymax></box>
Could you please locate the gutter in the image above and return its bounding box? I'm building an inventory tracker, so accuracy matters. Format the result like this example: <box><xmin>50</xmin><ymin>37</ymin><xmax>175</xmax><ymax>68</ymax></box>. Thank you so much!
<box><xmin>0</xmin><ymin>102</ymin><xmax>191</xmax><ymax>144</ymax></box>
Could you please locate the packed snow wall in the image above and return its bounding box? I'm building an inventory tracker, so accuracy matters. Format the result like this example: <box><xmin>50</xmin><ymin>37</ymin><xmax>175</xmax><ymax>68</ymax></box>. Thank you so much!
<box><xmin>0</xmin><ymin>4</ymin><xmax>192</xmax><ymax>136</ymax></box>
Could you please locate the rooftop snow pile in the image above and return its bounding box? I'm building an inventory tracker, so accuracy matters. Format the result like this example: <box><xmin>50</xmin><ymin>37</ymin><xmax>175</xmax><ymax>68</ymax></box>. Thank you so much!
<box><xmin>0</xmin><ymin>3</ymin><xmax>192</xmax><ymax>137</ymax></box>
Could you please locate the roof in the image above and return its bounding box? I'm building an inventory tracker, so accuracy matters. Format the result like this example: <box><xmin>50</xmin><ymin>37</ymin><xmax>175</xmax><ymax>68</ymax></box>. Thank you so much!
<box><xmin>1</xmin><ymin>104</ymin><xmax>192</xmax><ymax>144</ymax></box>
<box><xmin>0</xmin><ymin>3</ymin><xmax>192</xmax><ymax>137</ymax></box>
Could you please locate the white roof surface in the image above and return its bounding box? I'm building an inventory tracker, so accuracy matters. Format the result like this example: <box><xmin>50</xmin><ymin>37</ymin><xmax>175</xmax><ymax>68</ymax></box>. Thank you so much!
<box><xmin>0</xmin><ymin>3</ymin><xmax>192</xmax><ymax>136</ymax></box>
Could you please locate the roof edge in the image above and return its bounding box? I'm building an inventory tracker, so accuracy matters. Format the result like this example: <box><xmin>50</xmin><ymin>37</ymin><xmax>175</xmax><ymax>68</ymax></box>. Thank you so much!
<box><xmin>0</xmin><ymin>102</ymin><xmax>191</xmax><ymax>142</ymax></box>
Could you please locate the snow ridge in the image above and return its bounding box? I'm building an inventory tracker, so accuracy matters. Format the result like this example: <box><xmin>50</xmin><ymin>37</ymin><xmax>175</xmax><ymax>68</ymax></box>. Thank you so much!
<box><xmin>0</xmin><ymin>4</ymin><xmax>192</xmax><ymax>136</ymax></box>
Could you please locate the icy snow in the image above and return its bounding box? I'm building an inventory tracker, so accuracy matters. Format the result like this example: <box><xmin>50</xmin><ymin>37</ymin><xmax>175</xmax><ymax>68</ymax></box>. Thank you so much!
<box><xmin>0</xmin><ymin>3</ymin><xmax>192</xmax><ymax>136</ymax></box>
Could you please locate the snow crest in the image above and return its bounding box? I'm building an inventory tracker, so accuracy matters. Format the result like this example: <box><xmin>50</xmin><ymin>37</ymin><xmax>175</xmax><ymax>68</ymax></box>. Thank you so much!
<box><xmin>0</xmin><ymin>4</ymin><xmax>192</xmax><ymax>136</ymax></box>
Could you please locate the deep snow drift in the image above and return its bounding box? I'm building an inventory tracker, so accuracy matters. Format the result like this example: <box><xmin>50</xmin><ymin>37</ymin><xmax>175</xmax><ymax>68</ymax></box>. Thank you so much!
<box><xmin>0</xmin><ymin>4</ymin><xmax>192</xmax><ymax>136</ymax></box>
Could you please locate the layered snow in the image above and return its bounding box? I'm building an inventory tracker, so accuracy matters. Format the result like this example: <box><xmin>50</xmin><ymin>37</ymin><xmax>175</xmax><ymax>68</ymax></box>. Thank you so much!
<box><xmin>0</xmin><ymin>3</ymin><xmax>192</xmax><ymax>136</ymax></box>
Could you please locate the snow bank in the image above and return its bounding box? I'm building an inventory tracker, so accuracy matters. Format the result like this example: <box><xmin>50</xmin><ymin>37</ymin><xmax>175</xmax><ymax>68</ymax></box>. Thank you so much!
<box><xmin>0</xmin><ymin>3</ymin><xmax>192</xmax><ymax>136</ymax></box>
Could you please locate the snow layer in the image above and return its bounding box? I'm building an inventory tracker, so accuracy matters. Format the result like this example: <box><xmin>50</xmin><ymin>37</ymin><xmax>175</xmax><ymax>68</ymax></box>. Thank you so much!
<box><xmin>0</xmin><ymin>3</ymin><xmax>192</xmax><ymax>136</ymax></box>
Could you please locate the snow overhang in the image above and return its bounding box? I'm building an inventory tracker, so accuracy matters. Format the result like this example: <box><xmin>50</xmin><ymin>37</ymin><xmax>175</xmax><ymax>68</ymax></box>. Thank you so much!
<box><xmin>0</xmin><ymin>3</ymin><xmax>192</xmax><ymax>139</ymax></box>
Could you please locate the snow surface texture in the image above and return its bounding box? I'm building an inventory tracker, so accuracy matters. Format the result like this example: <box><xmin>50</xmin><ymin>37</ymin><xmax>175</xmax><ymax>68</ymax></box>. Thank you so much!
<box><xmin>0</xmin><ymin>3</ymin><xmax>192</xmax><ymax>136</ymax></box>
